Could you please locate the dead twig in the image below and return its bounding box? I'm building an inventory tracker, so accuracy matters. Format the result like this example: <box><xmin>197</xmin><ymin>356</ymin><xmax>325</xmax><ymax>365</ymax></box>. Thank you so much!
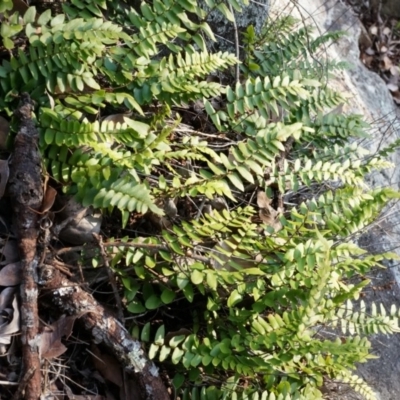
<box><xmin>55</xmin><ymin>240</ymin><xmax>221</xmax><ymax>268</ymax></box>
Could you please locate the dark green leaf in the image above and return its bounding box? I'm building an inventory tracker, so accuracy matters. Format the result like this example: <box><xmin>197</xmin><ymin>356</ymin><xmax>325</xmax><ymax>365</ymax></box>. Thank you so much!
<box><xmin>172</xmin><ymin>373</ymin><xmax>185</xmax><ymax>389</ymax></box>
<box><xmin>145</xmin><ymin>294</ymin><xmax>162</xmax><ymax>310</ymax></box>
<box><xmin>161</xmin><ymin>289</ymin><xmax>176</xmax><ymax>304</ymax></box>
<box><xmin>127</xmin><ymin>300</ymin><xmax>146</xmax><ymax>314</ymax></box>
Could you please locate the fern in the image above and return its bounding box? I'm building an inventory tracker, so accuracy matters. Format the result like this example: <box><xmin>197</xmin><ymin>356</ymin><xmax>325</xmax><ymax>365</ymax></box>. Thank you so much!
<box><xmin>1</xmin><ymin>2</ymin><xmax>399</xmax><ymax>399</ymax></box>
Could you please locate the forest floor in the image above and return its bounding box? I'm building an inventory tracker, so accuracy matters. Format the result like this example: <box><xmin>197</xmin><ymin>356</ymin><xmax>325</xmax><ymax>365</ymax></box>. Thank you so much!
<box><xmin>345</xmin><ymin>0</ymin><xmax>400</xmax><ymax>105</ymax></box>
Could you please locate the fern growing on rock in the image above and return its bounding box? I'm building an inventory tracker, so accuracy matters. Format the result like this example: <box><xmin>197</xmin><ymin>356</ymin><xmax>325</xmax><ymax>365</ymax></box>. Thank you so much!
<box><xmin>1</xmin><ymin>1</ymin><xmax>399</xmax><ymax>399</ymax></box>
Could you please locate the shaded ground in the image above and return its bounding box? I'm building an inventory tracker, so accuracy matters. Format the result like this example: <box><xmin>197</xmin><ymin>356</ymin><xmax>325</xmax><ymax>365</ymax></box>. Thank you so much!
<box><xmin>344</xmin><ymin>0</ymin><xmax>400</xmax><ymax>105</ymax></box>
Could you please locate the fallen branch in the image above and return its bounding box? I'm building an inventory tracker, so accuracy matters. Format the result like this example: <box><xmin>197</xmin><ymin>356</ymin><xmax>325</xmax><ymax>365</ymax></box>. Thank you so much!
<box><xmin>11</xmin><ymin>367</ymin><xmax>36</xmax><ymax>400</ymax></box>
<box><xmin>40</xmin><ymin>264</ymin><xmax>170</xmax><ymax>400</ymax></box>
<box><xmin>7</xmin><ymin>93</ymin><xmax>44</xmax><ymax>400</ymax></box>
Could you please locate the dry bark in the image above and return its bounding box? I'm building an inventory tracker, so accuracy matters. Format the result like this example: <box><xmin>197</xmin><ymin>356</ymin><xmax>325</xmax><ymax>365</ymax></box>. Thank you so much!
<box><xmin>5</xmin><ymin>93</ymin><xmax>170</xmax><ymax>399</ymax></box>
<box><xmin>7</xmin><ymin>93</ymin><xmax>44</xmax><ymax>399</ymax></box>
<box><xmin>40</xmin><ymin>264</ymin><xmax>170</xmax><ymax>400</ymax></box>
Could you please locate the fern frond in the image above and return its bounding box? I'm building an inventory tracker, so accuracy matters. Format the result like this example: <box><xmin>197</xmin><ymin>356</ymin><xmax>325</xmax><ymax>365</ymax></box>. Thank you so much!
<box><xmin>215</xmin><ymin>74</ymin><xmax>321</xmax><ymax>125</ymax></box>
<box><xmin>244</xmin><ymin>23</ymin><xmax>344</xmax><ymax>77</ymax></box>
<box><xmin>131</xmin><ymin>51</ymin><xmax>237</xmax><ymax>105</ymax></box>
<box><xmin>158</xmin><ymin>124</ymin><xmax>295</xmax><ymax>199</ymax></box>
<box><xmin>336</xmin><ymin>372</ymin><xmax>377</xmax><ymax>400</ymax></box>
<box><xmin>291</xmin><ymin>87</ymin><xmax>346</xmax><ymax>121</ymax></box>
<box><xmin>295</xmin><ymin>113</ymin><xmax>370</xmax><ymax>148</ymax></box>
<box><xmin>334</xmin><ymin>300</ymin><xmax>400</xmax><ymax>335</ymax></box>
<box><xmin>62</xmin><ymin>0</ymin><xmax>107</xmax><ymax>19</ymax></box>
<box><xmin>40</xmin><ymin>108</ymin><xmax>151</xmax><ymax>148</ymax></box>
<box><xmin>90</xmin><ymin>176</ymin><xmax>163</xmax><ymax>215</ymax></box>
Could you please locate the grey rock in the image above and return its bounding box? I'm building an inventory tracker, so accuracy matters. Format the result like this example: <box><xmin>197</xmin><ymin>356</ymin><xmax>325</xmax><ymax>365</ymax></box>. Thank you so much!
<box><xmin>271</xmin><ymin>1</ymin><xmax>400</xmax><ymax>398</ymax></box>
<box><xmin>56</xmin><ymin>197</ymin><xmax>102</xmax><ymax>245</ymax></box>
<box><xmin>199</xmin><ymin>0</ymin><xmax>269</xmax><ymax>54</ymax></box>
<box><xmin>163</xmin><ymin>198</ymin><xmax>178</xmax><ymax>219</ymax></box>
<box><xmin>210</xmin><ymin>196</ymin><xmax>227</xmax><ymax>211</ymax></box>
<box><xmin>59</xmin><ymin>213</ymin><xmax>102</xmax><ymax>245</ymax></box>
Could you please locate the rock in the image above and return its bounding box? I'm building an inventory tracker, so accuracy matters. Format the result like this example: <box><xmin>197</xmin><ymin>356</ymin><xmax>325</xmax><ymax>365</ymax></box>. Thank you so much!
<box><xmin>56</xmin><ymin>197</ymin><xmax>102</xmax><ymax>245</ymax></box>
<box><xmin>199</xmin><ymin>0</ymin><xmax>269</xmax><ymax>54</ymax></box>
<box><xmin>210</xmin><ymin>196</ymin><xmax>227</xmax><ymax>211</ymax></box>
<box><xmin>270</xmin><ymin>1</ymin><xmax>400</xmax><ymax>398</ymax></box>
<box><xmin>0</xmin><ymin>116</ymin><xmax>9</xmax><ymax>151</ymax></box>
<box><xmin>163</xmin><ymin>198</ymin><xmax>178</xmax><ymax>219</ymax></box>
<box><xmin>59</xmin><ymin>213</ymin><xmax>102</xmax><ymax>245</ymax></box>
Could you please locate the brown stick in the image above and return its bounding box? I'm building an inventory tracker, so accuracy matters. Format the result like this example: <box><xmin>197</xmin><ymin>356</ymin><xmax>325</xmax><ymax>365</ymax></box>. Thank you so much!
<box><xmin>40</xmin><ymin>265</ymin><xmax>170</xmax><ymax>400</ymax></box>
<box><xmin>11</xmin><ymin>367</ymin><xmax>36</xmax><ymax>400</ymax></box>
<box><xmin>7</xmin><ymin>93</ymin><xmax>44</xmax><ymax>400</ymax></box>
<box><xmin>93</xmin><ymin>233</ymin><xmax>125</xmax><ymax>323</ymax></box>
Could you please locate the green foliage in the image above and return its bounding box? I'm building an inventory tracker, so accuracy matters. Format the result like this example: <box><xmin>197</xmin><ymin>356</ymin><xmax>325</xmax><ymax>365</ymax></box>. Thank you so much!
<box><xmin>1</xmin><ymin>2</ymin><xmax>400</xmax><ymax>399</ymax></box>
